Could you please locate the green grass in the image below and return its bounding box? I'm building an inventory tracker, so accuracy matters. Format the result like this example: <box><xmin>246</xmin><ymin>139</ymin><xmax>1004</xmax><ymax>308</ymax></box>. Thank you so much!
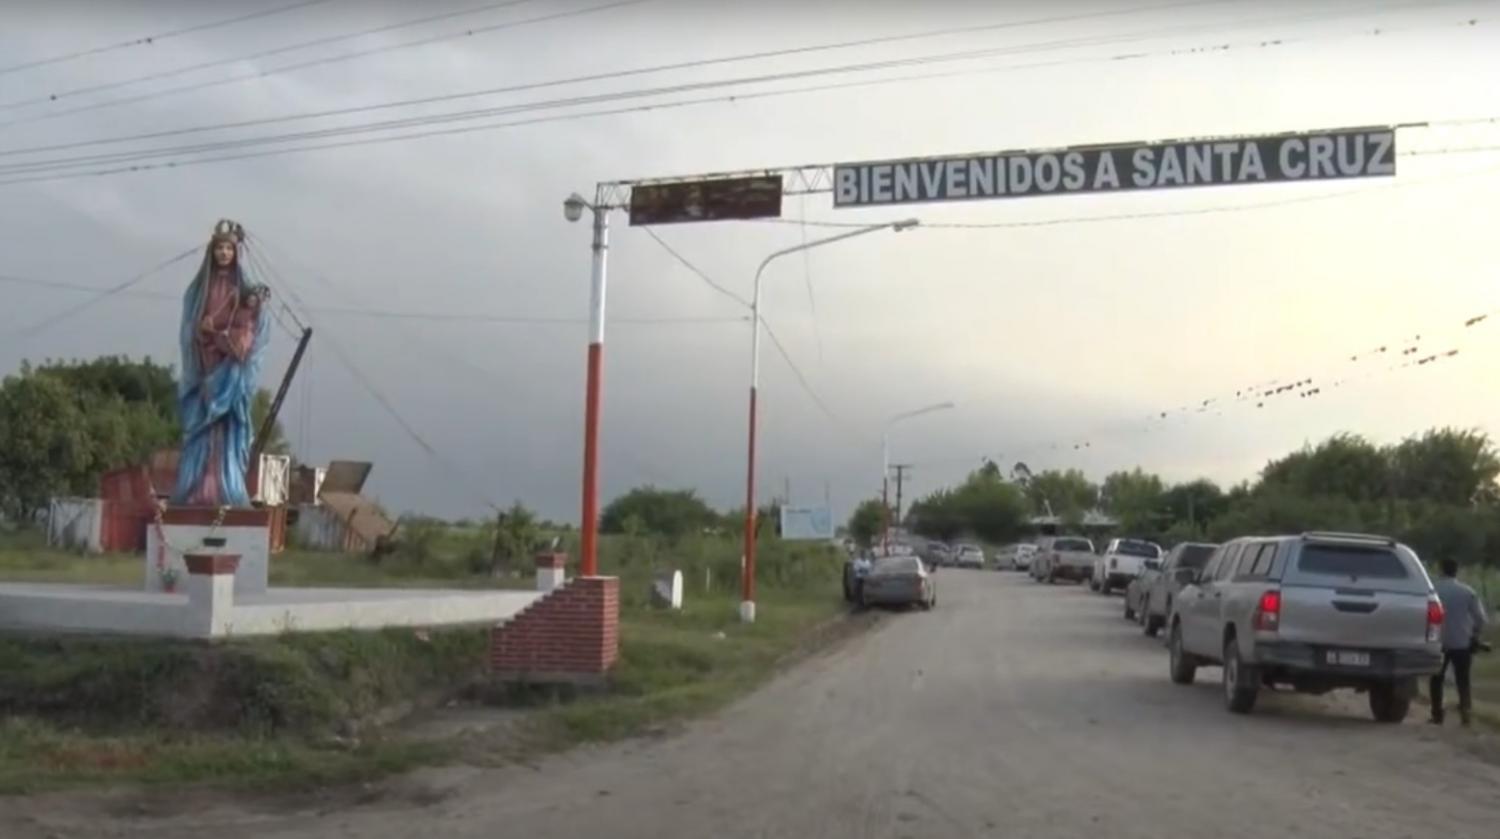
<box><xmin>0</xmin><ymin>527</ymin><xmax>853</xmax><ymax>792</ymax></box>
<box><xmin>531</xmin><ymin>588</ymin><xmax>843</xmax><ymax>747</ymax></box>
<box><xmin>0</xmin><ymin>718</ymin><xmax>445</xmax><ymax>794</ymax></box>
<box><xmin>0</xmin><ymin>627</ymin><xmax>489</xmax><ymax>793</ymax></box>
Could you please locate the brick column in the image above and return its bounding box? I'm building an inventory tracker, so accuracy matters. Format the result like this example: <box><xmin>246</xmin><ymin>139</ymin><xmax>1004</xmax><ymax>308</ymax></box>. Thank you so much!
<box><xmin>534</xmin><ymin>551</ymin><xmax>568</xmax><ymax>593</ymax></box>
<box><xmin>491</xmin><ymin>576</ymin><xmax>620</xmax><ymax>686</ymax></box>
<box><xmin>183</xmin><ymin>553</ymin><xmax>239</xmax><ymax>639</ymax></box>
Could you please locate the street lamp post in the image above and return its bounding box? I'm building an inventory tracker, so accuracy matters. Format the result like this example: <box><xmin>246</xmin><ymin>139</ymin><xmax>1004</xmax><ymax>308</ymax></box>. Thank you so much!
<box><xmin>882</xmin><ymin>401</ymin><xmax>955</xmax><ymax>549</ymax></box>
<box><xmin>741</xmin><ymin>218</ymin><xmax>920</xmax><ymax>624</ymax></box>
<box><xmin>564</xmin><ymin>191</ymin><xmax>609</xmax><ymax>578</ymax></box>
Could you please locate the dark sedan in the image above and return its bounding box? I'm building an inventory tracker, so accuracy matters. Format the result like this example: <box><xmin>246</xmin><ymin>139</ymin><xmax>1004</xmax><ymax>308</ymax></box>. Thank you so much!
<box><xmin>859</xmin><ymin>555</ymin><xmax>937</xmax><ymax>610</ymax></box>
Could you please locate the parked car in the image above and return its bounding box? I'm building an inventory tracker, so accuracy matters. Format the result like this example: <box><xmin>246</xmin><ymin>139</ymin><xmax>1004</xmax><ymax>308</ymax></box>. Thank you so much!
<box><xmin>953</xmin><ymin>544</ymin><xmax>985</xmax><ymax>569</ymax></box>
<box><xmin>1167</xmin><ymin>531</ymin><xmax>1445</xmax><ymax>721</ymax></box>
<box><xmin>859</xmin><ymin>555</ymin><xmax>937</xmax><ymax>610</ymax></box>
<box><xmin>1033</xmin><ymin>536</ymin><xmax>1096</xmax><ymax>583</ymax></box>
<box><xmin>1092</xmin><ymin>538</ymin><xmax>1162</xmax><ymax>594</ymax></box>
<box><xmin>994</xmin><ymin>543</ymin><xmax>1037</xmax><ymax>571</ymax></box>
<box><xmin>920</xmin><ymin>541</ymin><xmax>952</xmax><ymax>568</ymax></box>
<box><xmin>1128</xmin><ymin>541</ymin><xmax>1218</xmax><ymax>635</ymax></box>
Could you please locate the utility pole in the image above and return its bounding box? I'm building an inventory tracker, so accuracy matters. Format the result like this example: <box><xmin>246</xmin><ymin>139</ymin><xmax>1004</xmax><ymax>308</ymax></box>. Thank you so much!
<box><xmin>892</xmin><ymin>464</ymin><xmax>913</xmax><ymax>530</ymax></box>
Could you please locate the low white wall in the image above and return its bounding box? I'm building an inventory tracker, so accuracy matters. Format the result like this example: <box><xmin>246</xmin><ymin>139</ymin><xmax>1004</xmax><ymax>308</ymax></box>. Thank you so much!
<box><xmin>227</xmin><ymin>589</ymin><xmax>540</xmax><ymax>636</ymax></box>
<box><xmin>0</xmin><ymin>584</ymin><xmax>187</xmax><ymax>637</ymax></box>
<box><xmin>0</xmin><ymin>583</ymin><xmax>539</xmax><ymax>639</ymax></box>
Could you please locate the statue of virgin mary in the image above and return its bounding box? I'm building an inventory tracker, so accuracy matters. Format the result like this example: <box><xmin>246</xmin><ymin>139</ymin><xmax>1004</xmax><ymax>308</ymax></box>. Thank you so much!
<box><xmin>172</xmin><ymin>219</ymin><xmax>271</xmax><ymax>507</ymax></box>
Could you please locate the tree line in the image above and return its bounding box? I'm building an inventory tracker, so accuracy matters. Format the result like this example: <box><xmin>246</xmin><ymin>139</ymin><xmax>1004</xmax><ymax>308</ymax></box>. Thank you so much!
<box><xmin>0</xmin><ymin>356</ymin><xmax>287</xmax><ymax>520</ymax></box>
<box><xmin>884</xmin><ymin>428</ymin><xmax>1500</xmax><ymax>568</ymax></box>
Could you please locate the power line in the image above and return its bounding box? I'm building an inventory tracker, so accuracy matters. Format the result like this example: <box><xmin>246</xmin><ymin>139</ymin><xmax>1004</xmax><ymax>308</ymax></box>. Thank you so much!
<box><xmin>0</xmin><ymin>269</ymin><xmax>746</xmax><ymax>325</ymax></box>
<box><xmin>798</xmin><ymin>193</ymin><xmax>825</xmax><ymax>366</ymax></box>
<box><xmin>910</xmin><ymin>297</ymin><xmax>1500</xmax><ymax>471</ymax></box>
<box><xmin>636</xmin><ymin>223</ymin><xmax>871</xmax><ymax>445</ymax></box>
<box><xmin>0</xmin><ymin>0</ymin><xmax>334</xmax><ymax>77</ymax></box>
<box><xmin>0</xmin><ymin>1</ymin><xmax>1466</xmax><ymax>172</ymax></box>
<box><xmin>0</xmin><ymin>0</ymin><xmax>648</xmax><ymax>125</ymax></box>
<box><xmin>0</xmin><ymin>247</ymin><xmax>199</xmax><ymax>341</ymax></box>
<box><xmin>638</xmin><ymin>228</ymin><xmax>752</xmax><ymax>309</ymax></box>
<box><xmin>247</xmin><ymin>241</ymin><xmax>504</xmax><ymax>511</ymax></box>
<box><xmin>0</xmin><ymin>0</ymin><xmax>1241</xmax><ymax>156</ymax></box>
<box><xmin>0</xmin><ymin>9</ymin><xmax>1487</xmax><ymax>185</ymax></box>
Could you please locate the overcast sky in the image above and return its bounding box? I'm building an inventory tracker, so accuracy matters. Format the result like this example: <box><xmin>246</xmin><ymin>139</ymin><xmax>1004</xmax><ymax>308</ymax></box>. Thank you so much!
<box><xmin>1</xmin><ymin>0</ymin><xmax>1498</xmax><ymax>523</ymax></box>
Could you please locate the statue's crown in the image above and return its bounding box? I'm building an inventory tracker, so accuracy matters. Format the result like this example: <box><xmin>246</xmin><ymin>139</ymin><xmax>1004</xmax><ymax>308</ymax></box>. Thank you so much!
<box><xmin>211</xmin><ymin>219</ymin><xmax>245</xmax><ymax>242</ymax></box>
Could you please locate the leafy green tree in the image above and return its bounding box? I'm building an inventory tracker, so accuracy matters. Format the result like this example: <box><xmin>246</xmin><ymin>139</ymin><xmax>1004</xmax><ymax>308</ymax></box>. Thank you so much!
<box><xmin>1025</xmin><ymin>468</ymin><xmax>1098</xmax><ymax>517</ymax></box>
<box><xmin>1101</xmin><ymin>468</ymin><xmax>1166</xmax><ymax>534</ymax></box>
<box><xmin>847</xmin><ymin>497</ymin><xmax>889</xmax><ymax>548</ymax></box>
<box><xmin>1161</xmin><ymin>479</ymin><xmax>1227</xmax><ymax>530</ymax></box>
<box><xmin>600</xmin><ymin>486</ymin><xmax>718</xmax><ymax>539</ymax></box>
<box><xmin>907</xmin><ymin>466</ymin><xmax>1029</xmax><ymax>544</ymax></box>
<box><xmin>485</xmin><ymin>501</ymin><xmax>540</xmax><ymax>576</ymax></box>
<box><xmin>1388</xmin><ymin>428</ymin><xmax>1500</xmax><ymax>506</ymax></box>
<box><xmin>0</xmin><ymin>373</ymin><xmax>92</xmax><ymax>519</ymax></box>
<box><xmin>0</xmin><ymin>356</ymin><xmax>196</xmax><ymax>519</ymax></box>
<box><xmin>1260</xmin><ymin>433</ymin><xmax>1389</xmax><ymax>502</ymax></box>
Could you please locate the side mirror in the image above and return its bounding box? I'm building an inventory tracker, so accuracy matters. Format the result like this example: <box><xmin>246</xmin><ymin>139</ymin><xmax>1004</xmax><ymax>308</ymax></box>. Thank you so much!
<box><xmin>1175</xmin><ymin>568</ymin><xmax>1198</xmax><ymax>585</ymax></box>
<box><xmin>1144</xmin><ymin>560</ymin><xmax>1161</xmax><ymax>572</ymax></box>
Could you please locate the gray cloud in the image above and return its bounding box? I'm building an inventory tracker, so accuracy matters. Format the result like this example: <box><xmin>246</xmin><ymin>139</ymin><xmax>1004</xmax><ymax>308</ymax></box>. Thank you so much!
<box><xmin>3</xmin><ymin>0</ymin><xmax>1498</xmax><ymax>522</ymax></box>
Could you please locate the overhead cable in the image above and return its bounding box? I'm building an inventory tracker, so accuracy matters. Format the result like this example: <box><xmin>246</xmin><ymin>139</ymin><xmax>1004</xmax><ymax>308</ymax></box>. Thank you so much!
<box><xmin>0</xmin><ymin>0</ymin><xmax>649</xmax><ymax>125</ymax></box>
<box><xmin>0</xmin><ymin>0</ymin><xmax>334</xmax><ymax>77</ymax></box>
<box><xmin>0</xmin><ymin>11</ymin><xmax>1488</xmax><ymax>185</ymax></box>
<box><xmin>0</xmin><ymin>0</ymin><xmax>1242</xmax><ymax>151</ymax></box>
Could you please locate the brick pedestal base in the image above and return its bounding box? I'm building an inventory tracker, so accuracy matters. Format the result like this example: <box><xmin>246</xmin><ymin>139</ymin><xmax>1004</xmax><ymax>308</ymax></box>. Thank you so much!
<box><xmin>490</xmin><ymin>576</ymin><xmax>619</xmax><ymax>686</ymax></box>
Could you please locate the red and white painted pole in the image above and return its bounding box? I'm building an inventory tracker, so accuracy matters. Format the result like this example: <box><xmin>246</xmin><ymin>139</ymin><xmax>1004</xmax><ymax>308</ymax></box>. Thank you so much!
<box><xmin>739</xmin><ymin>218</ymin><xmax>919</xmax><ymax>624</ymax></box>
<box><xmin>569</xmin><ymin>192</ymin><xmax>609</xmax><ymax>579</ymax></box>
<box><xmin>741</xmin><ymin>278</ymin><xmax>763</xmax><ymax>624</ymax></box>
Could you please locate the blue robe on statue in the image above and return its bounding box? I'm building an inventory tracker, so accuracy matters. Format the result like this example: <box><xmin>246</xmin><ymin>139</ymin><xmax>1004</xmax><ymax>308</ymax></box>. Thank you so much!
<box><xmin>172</xmin><ymin>250</ymin><xmax>271</xmax><ymax>508</ymax></box>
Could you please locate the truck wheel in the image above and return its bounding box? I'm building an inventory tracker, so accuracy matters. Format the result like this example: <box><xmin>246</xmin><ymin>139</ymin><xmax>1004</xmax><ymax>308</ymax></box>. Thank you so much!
<box><xmin>1223</xmin><ymin>641</ymin><xmax>1259</xmax><ymax>714</ymax></box>
<box><xmin>1369</xmin><ymin>681</ymin><xmax>1412</xmax><ymax>723</ymax></box>
<box><xmin>1143</xmin><ymin>613</ymin><xmax>1161</xmax><ymax>638</ymax></box>
<box><xmin>1169</xmin><ymin>624</ymin><xmax>1196</xmax><ymax>685</ymax></box>
<box><xmin>1123</xmin><ymin>597</ymin><xmax>1136</xmax><ymax>622</ymax></box>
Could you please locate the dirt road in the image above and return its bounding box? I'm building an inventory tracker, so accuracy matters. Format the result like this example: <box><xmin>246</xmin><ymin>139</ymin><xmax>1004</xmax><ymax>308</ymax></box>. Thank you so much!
<box><xmin>8</xmin><ymin>572</ymin><xmax>1500</xmax><ymax>838</ymax></box>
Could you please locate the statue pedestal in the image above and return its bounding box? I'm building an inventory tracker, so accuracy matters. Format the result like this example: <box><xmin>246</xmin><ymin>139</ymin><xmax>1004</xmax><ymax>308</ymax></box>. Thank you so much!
<box><xmin>145</xmin><ymin>507</ymin><xmax>272</xmax><ymax>596</ymax></box>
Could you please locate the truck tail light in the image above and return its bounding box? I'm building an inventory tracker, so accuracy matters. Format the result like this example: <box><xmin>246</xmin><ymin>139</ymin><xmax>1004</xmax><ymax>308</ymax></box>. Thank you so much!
<box><xmin>1426</xmin><ymin>596</ymin><xmax>1445</xmax><ymax>643</ymax></box>
<box><xmin>1253</xmin><ymin>589</ymin><xmax>1281</xmax><ymax>632</ymax></box>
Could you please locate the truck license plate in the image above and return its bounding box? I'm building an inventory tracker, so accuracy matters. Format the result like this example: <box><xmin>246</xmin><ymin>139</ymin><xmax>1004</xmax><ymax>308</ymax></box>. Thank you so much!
<box><xmin>1326</xmin><ymin>650</ymin><xmax>1370</xmax><ymax>667</ymax></box>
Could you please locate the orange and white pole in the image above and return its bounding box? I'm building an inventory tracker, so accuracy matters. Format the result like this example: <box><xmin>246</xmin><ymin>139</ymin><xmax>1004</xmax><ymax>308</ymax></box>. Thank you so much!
<box><xmin>579</xmin><ymin>201</ymin><xmax>609</xmax><ymax>578</ymax></box>
<box><xmin>739</xmin><ymin>219</ymin><xmax>918</xmax><ymax>623</ymax></box>
<box><xmin>741</xmin><ymin>277</ymin><xmax>763</xmax><ymax>624</ymax></box>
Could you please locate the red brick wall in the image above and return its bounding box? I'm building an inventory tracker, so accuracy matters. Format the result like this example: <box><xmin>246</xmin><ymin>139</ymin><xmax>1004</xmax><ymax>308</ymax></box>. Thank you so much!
<box><xmin>490</xmin><ymin>576</ymin><xmax>620</xmax><ymax>679</ymax></box>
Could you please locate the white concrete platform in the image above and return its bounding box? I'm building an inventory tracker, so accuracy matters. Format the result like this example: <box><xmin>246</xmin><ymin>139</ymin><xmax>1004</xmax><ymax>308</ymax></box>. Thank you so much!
<box><xmin>0</xmin><ymin>582</ymin><xmax>541</xmax><ymax>639</ymax></box>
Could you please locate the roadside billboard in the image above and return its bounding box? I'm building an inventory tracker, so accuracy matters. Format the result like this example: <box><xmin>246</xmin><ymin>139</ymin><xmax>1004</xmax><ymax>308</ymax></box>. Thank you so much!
<box><xmin>779</xmin><ymin>505</ymin><xmax>834</xmax><ymax>541</ymax></box>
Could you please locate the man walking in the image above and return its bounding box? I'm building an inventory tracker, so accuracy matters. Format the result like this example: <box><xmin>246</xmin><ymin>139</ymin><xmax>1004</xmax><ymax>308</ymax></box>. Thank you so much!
<box><xmin>1430</xmin><ymin>558</ymin><xmax>1490</xmax><ymax>726</ymax></box>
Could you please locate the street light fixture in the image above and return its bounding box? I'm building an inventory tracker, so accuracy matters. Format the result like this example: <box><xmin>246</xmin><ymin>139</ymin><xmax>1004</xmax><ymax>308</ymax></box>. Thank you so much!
<box><xmin>740</xmin><ymin>218</ymin><xmax>920</xmax><ymax>624</ymax></box>
<box><xmin>883</xmin><ymin>401</ymin><xmax>955</xmax><ymax>548</ymax></box>
<box><xmin>563</xmin><ymin>190</ymin><xmax>609</xmax><ymax>578</ymax></box>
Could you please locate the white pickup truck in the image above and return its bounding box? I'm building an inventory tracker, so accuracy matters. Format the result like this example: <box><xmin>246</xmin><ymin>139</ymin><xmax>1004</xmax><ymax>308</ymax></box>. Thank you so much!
<box><xmin>1093</xmin><ymin>538</ymin><xmax>1163</xmax><ymax>595</ymax></box>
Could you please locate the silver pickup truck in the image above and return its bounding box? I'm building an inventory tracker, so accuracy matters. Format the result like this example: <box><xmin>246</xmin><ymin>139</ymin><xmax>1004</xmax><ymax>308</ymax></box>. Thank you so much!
<box><xmin>1167</xmin><ymin>532</ymin><xmax>1444</xmax><ymax>722</ymax></box>
<box><xmin>1034</xmin><ymin>536</ymin><xmax>1096</xmax><ymax>584</ymax></box>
